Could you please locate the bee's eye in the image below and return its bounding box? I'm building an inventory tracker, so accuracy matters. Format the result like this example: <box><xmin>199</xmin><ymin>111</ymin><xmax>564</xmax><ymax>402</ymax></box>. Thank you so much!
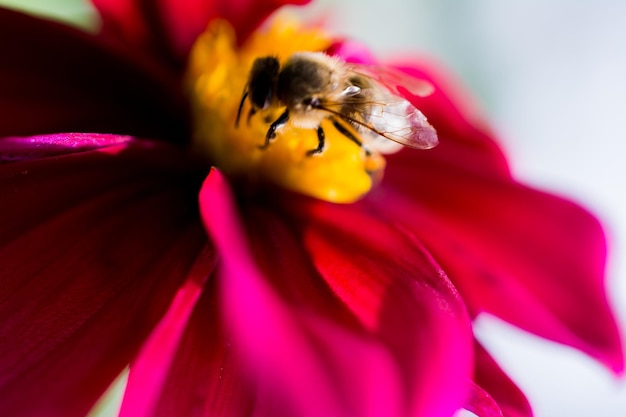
<box><xmin>249</xmin><ymin>56</ymin><xmax>280</xmax><ymax>109</ymax></box>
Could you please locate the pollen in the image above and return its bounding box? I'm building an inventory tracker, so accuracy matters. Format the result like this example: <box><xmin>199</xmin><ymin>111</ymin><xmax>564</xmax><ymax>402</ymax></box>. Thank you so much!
<box><xmin>186</xmin><ymin>17</ymin><xmax>386</xmax><ymax>203</ymax></box>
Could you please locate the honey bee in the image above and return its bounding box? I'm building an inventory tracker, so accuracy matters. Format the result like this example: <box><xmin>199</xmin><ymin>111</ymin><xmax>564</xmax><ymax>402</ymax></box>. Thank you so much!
<box><xmin>236</xmin><ymin>51</ymin><xmax>438</xmax><ymax>156</ymax></box>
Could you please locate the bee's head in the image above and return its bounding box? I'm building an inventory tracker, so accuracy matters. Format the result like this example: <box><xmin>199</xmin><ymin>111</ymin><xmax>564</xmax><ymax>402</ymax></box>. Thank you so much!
<box><xmin>248</xmin><ymin>56</ymin><xmax>280</xmax><ymax>110</ymax></box>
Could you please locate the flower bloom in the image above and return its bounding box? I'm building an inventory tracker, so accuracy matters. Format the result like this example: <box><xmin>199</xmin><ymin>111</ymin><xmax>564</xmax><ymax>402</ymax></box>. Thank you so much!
<box><xmin>0</xmin><ymin>1</ymin><xmax>623</xmax><ymax>417</ymax></box>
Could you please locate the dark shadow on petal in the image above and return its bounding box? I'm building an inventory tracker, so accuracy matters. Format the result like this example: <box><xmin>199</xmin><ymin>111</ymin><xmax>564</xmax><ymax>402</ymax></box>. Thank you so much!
<box><xmin>0</xmin><ymin>8</ymin><xmax>187</xmax><ymax>142</ymax></box>
<box><xmin>0</xmin><ymin>137</ymin><xmax>209</xmax><ymax>417</ymax></box>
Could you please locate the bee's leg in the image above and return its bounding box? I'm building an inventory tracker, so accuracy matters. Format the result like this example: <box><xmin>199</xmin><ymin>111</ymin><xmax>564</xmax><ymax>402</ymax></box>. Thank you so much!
<box><xmin>235</xmin><ymin>89</ymin><xmax>249</xmax><ymax>128</ymax></box>
<box><xmin>306</xmin><ymin>126</ymin><xmax>326</xmax><ymax>156</ymax></box>
<box><xmin>261</xmin><ymin>110</ymin><xmax>289</xmax><ymax>149</ymax></box>
<box><xmin>330</xmin><ymin>117</ymin><xmax>371</xmax><ymax>156</ymax></box>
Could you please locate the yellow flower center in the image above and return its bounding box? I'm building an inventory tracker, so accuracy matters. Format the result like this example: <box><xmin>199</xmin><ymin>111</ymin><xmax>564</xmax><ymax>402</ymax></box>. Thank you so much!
<box><xmin>186</xmin><ymin>17</ymin><xmax>386</xmax><ymax>203</ymax></box>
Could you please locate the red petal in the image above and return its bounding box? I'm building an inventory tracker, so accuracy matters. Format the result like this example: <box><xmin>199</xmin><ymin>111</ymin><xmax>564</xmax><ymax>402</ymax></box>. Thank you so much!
<box><xmin>0</xmin><ymin>134</ymin><xmax>208</xmax><ymax>416</ymax></box>
<box><xmin>200</xmin><ymin>171</ymin><xmax>473</xmax><ymax>417</ymax></box>
<box><xmin>391</xmin><ymin>63</ymin><xmax>511</xmax><ymax>178</ymax></box>
<box><xmin>287</xmin><ymin>198</ymin><xmax>474</xmax><ymax>417</ymax></box>
<box><xmin>92</xmin><ymin>0</ymin><xmax>312</xmax><ymax>68</ymax></box>
<box><xmin>372</xmin><ymin>65</ymin><xmax>624</xmax><ymax>373</ymax></box>
<box><xmin>0</xmin><ymin>7</ymin><xmax>186</xmax><ymax>141</ymax></box>
<box><xmin>473</xmin><ymin>341</ymin><xmax>533</xmax><ymax>417</ymax></box>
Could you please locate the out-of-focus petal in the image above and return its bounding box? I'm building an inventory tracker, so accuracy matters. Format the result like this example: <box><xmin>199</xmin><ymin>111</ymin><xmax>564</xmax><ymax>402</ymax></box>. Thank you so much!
<box><xmin>91</xmin><ymin>0</ymin><xmax>184</xmax><ymax>70</ymax></box>
<box><xmin>373</xmin><ymin>66</ymin><xmax>624</xmax><ymax>373</ymax></box>
<box><xmin>0</xmin><ymin>133</ymin><xmax>132</xmax><ymax>162</ymax></box>
<box><xmin>91</xmin><ymin>0</ymin><xmax>311</xmax><ymax>68</ymax></box>
<box><xmin>326</xmin><ymin>40</ymin><xmax>378</xmax><ymax>64</ymax></box>
<box><xmin>90</xmin><ymin>0</ymin><xmax>162</xmax><ymax>60</ymax></box>
<box><xmin>200</xmin><ymin>171</ymin><xmax>472</xmax><ymax>417</ymax></box>
<box><xmin>392</xmin><ymin>63</ymin><xmax>511</xmax><ymax>178</ymax></box>
<box><xmin>120</xmin><ymin>246</ymin><xmax>216</xmax><ymax>417</ymax></box>
<box><xmin>473</xmin><ymin>341</ymin><xmax>533</xmax><ymax>417</ymax></box>
<box><xmin>0</xmin><ymin>7</ymin><xmax>186</xmax><ymax>141</ymax></box>
<box><xmin>0</xmin><ymin>134</ymin><xmax>208</xmax><ymax>417</ymax></box>
<box><xmin>144</xmin><ymin>273</ymin><xmax>257</xmax><ymax>417</ymax></box>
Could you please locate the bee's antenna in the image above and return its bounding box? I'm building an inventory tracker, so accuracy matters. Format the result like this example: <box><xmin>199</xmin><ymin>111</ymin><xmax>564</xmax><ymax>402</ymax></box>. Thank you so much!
<box><xmin>235</xmin><ymin>88</ymin><xmax>249</xmax><ymax>128</ymax></box>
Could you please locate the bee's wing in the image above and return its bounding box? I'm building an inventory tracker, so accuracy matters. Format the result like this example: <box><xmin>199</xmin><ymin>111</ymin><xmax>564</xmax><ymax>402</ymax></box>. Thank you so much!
<box><xmin>359</xmin><ymin>95</ymin><xmax>438</xmax><ymax>152</ymax></box>
<box><xmin>333</xmin><ymin>64</ymin><xmax>438</xmax><ymax>152</ymax></box>
<box><xmin>347</xmin><ymin>64</ymin><xmax>435</xmax><ymax>98</ymax></box>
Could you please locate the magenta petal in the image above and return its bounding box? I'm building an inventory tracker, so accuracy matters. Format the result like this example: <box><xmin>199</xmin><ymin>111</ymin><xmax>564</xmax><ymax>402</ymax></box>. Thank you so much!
<box><xmin>0</xmin><ymin>133</ymin><xmax>132</xmax><ymax>162</ymax></box>
<box><xmin>0</xmin><ymin>7</ymin><xmax>185</xmax><ymax>140</ymax></box>
<box><xmin>200</xmin><ymin>171</ymin><xmax>473</xmax><ymax>417</ymax></box>
<box><xmin>148</xmin><ymin>276</ymin><xmax>257</xmax><ymax>417</ymax></box>
<box><xmin>200</xmin><ymin>171</ymin><xmax>348</xmax><ymax>417</ymax></box>
<box><xmin>120</xmin><ymin>246</ymin><xmax>215</xmax><ymax>417</ymax></box>
<box><xmin>200</xmin><ymin>173</ymin><xmax>397</xmax><ymax>416</ymax></box>
<box><xmin>326</xmin><ymin>40</ymin><xmax>379</xmax><ymax>64</ymax></box>
<box><xmin>464</xmin><ymin>379</ymin><xmax>504</xmax><ymax>417</ymax></box>
<box><xmin>0</xmin><ymin>135</ymin><xmax>208</xmax><ymax>416</ymax></box>
<box><xmin>473</xmin><ymin>341</ymin><xmax>533</xmax><ymax>417</ymax></box>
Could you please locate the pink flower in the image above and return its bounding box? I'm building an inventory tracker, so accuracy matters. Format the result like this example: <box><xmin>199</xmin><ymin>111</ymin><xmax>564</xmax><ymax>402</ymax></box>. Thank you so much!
<box><xmin>0</xmin><ymin>1</ymin><xmax>622</xmax><ymax>417</ymax></box>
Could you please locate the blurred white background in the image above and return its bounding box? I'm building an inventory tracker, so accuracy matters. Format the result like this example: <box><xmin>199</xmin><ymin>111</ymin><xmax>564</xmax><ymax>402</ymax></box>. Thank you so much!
<box><xmin>3</xmin><ymin>0</ymin><xmax>624</xmax><ymax>416</ymax></box>
<box><xmin>308</xmin><ymin>0</ymin><xmax>626</xmax><ymax>416</ymax></box>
